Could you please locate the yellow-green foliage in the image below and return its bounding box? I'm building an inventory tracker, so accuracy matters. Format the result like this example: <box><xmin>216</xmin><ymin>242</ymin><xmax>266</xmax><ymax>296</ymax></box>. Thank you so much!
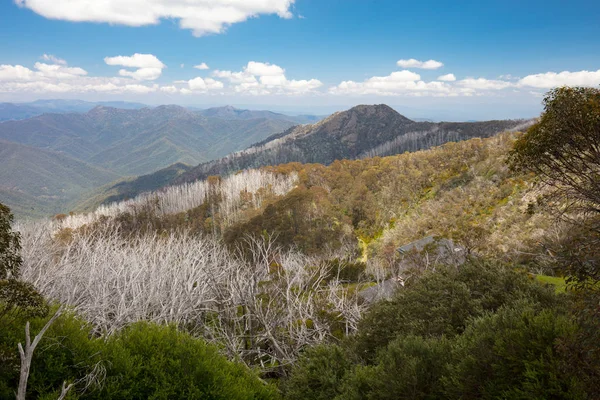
<box><xmin>68</xmin><ymin>131</ymin><xmax>555</xmax><ymax>265</ymax></box>
<box><xmin>535</xmin><ymin>274</ymin><xmax>567</xmax><ymax>294</ymax></box>
<box><xmin>260</xmin><ymin>132</ymin><xmax>554</xmax><ymax>264</ymax></box>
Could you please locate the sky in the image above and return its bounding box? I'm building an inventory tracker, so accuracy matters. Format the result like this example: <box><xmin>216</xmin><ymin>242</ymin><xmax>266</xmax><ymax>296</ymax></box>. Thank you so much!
<box><xmin>1</xmin><ymin>0</ymin><xmax>599</xmax><ymax>120</ymax></box>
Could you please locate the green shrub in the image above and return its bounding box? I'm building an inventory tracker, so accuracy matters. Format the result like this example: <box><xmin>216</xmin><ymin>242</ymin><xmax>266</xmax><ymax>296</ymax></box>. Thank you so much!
<box><xmin>339</xmin><ymin>335</ymin><xmax>451</xmax><ymax>400</ymax></box>
<box><xmin>351</xmin><ymin>259</ymin><xmax>557</xmax><ymax>362</ymax></box>
<box><xmin>442</xmin><ymin>302</ymin><xmax>583</xmax><ymax>399</ymax></box>
<box><xmin>282</xmin><ymin>345</ymin><xmax>352</xmax><ymax>400</ymax></box>
<box><xmin>0</xmin><ymin>313</ymin><xmax>279</xmax><ymax>400</ymax></box>
<box><xmin>93</xmin><ymin>322</ymin><xmax>279</xmax><ymax>400</ymax></box>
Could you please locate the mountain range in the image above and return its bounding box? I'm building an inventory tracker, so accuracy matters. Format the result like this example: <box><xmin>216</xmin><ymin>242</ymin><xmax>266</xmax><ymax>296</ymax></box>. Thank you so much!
<box><xmin>91</xmin><ymin>104</ymin><xmax>532</xmax><ymax>206</ymax></box>
<box><xmin>0</xmin><ymin>99</ymin><xmax>147</xmax><ymax>121</ymax></box>
<box><xmin>0</xmin><ymin>104</ymin><xmax>321</xmax><ymax>217</ymax></box>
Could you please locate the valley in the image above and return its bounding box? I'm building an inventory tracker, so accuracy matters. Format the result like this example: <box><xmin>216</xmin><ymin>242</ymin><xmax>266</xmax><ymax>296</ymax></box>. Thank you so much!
<box><xmin>0</xmin><ymin>104</ymin><xmax>318</xmax><ymax>218</ymax></box>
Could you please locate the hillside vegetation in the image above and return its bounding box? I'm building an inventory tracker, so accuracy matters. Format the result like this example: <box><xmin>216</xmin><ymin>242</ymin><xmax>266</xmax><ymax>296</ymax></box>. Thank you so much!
<box><xmin>65</xmin><ymin>131</ymin><xmax>550</xmax><ymax>265</ymax></box>
<box><xmin>97</xmin><ymin>104</ymin><xmax>530</xmax><ymax>204</ymax></box>
<box><xmin>1</xmin><ymin>88</ymin><xmax>599</xmax><ymax>398</ymax></box>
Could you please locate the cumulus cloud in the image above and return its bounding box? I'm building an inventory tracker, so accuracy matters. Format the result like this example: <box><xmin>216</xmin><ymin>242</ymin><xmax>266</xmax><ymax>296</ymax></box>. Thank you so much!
<box><xmin>0</xmin><ymin>58</ymin><xmax>163</xmax><ymax>95</ymax></box>
<box><xmin>104</xmin><ymin>53</ymin><xmax>165</xmax><ymax>81</ymax></box>
<box><xmin>0</xmin><ymin>65</ymin><xmax>36</xmax><ymax>81</ymax></box>
<box><xmin>104</xmin><ymin>53</ymin><xmax>165</xmax><ymax>69</ymax></box>
<box><xmin>0</xmin><ymin>62</ymin><xmax>87</xmax><ymax>82</ymax></box>
<box><xmin>246</xmin><ymin>61</ymin><xmax>285</xmax><ymax>76</ymax></box>
<box><xmin>518</xmin><ymin>69</ymin><xmax>600</xmax><ymax>88</ymax></box>
<box><xmin>15</xmin><ymin>0</ymin><xmax>296</xmax><ymax>37</ymax></box>
<box><xmin>33</xmin><ymin>62</ymin><xmax>87</xmax><ymax>79</ymax></box>
<box><xmin>437</xmin><ymin>73</ymin><xmax>456</xmax><ymax>82</ymax></box>
<box><xmin>213</xmin><ymin>61</ymin><xmax>322</xmax><ymax>95</ymax></box>
<box><xmin>41</xmin><ymin>54</ymin><xmax>67</xmax><ymax>65</ymax></box>
<box><xmin>328</xmin><ymin>69</ymin><xmax>477</xmax><ymax>97</ymax></box>
<box><xmin>5</xmin><ymin>54</ymin><xmax>600</xmax><ymax>101</ymax></box>
<box><xmin>187</xmin><ymin>76</ymin><xmax>224</xmax><ymax>91</ymax></box>
<box><xmin>193</xmin><ymin>63</ymin><xmax>209</xmax><ymax>70</ymax></box>
<box><xmin>397</xmin><ymin>59</ymin><xmax>444</xmax><ymax>70</ymax></box>
<box><xmin>458</xmin><ymin>78</ymin><xmax>513</xmax><ymax>90</ymax></box>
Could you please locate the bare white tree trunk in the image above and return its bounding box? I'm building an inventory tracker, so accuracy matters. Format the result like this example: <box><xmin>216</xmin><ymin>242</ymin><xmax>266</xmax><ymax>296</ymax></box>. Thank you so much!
<box><xmin>16</xmin><ymin>308</ymin><xmax>63</xmax><ymax>400</ymax></box>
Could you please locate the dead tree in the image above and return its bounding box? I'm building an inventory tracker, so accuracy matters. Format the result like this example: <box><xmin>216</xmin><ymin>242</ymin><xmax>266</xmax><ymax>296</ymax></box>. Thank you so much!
<box><xmin>17</xmin><ymin>308</ymin><xmax>63</xmax><ymax>400</ymax></box>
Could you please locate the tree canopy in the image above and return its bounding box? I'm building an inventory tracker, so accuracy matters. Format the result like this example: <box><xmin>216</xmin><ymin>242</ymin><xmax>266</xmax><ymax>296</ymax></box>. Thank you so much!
<box><xmin>510</xmin><ymin>86</ymin><xmax>600</xmax><ymax>215</ymax></box>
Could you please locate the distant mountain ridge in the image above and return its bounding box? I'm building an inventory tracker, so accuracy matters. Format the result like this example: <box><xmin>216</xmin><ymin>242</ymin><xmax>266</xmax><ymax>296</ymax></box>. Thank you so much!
<box><xmin>91</xmin><ymin>104</ymin><xmax>533</xmax><ymax>205</ymax></box>
<box><xmin>0</xmin><ymin>105</ymin><xmax>300</xmax><ymax>176</ymax></box>
<box><xmin>0</xmin><ymin>104</ymin><xmax>320</xmax><ymax>217</ymax></box>
<box><xmin>0</xmin><ymin>99</ymin><xmax>147</xmax><ymax>121</ymax></box>
<box><xmin>197</xmin><ymin>105</ymin><xmax>322</xmax><ymax>124</ymax></box>
<box><xmin>0</xmin><ymin>140</ymin><xmax>119</xmax><ymax>218</ymax></box>
<box><xmin>174</xmin><ymin>104</ymin><xmax>532</xmax><ymax>184</ymax></box>
<box><xmin>0</xmin><ymin>100</ymin><xmax>323</xmax><ymax>124</ymax></box>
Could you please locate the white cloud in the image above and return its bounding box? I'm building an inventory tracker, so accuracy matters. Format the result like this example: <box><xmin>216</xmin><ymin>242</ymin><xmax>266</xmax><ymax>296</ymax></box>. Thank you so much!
<box><xmin>0</xmin><ymin>65</ymin><xmax>35</xmax><ymax>81</ymax></box>
<box><xmin>6</xmin><ymin>55</ymin><xmax>599</xmax><ymax>102</ymax></box>
<box><xmin>41</xmin><ymin>54</ymin><xmax>67</xmax><ymax>65</ymax></box>
<box><xmin>438</xmin><ymin>73</ymin><xmax>456</xmax><ymax>82</ymax></box>
<box><xmin>498</xmin><ymin>74</ymin><xmax>519</xmax><ymax>81</ymax></box>
<box><xmin>193</xmin><ymin>63</ymin><xmax>209</xmax><ymax>70</ymax></box>
<box><xmin>34</xmin><ymin>62</ymin><xmax>88</xmax><ymax>79</ymax></box>
<box><xmin>328</xmin><ymin>70</ymin><xmax>473</xmax><ymax>97</ymax></box>
<box><xmin>0</xmin><ymin>59</ymin><xmax>162</xmax><ymax>95</ymax></box>
<box><xmin>15</xmin><ymin>0</ymin><xmax>295</xmax><ymax>37</ymax></box>
<box><xmin>246</xmin><ymin>61</ymin><xmax>285</xmax><ymax>76</ymax></box>
<box><xmin>118</xmin><ymin>67</ymin><xmax>163</xmax><ymax>81</ymax></box>
<box><xmin>285</xmin><ymin>79</ymin><xmax>323</xmax><ymax>93</ymax></box>
<box><xmin>518</xmin><ymin>69</ymin><xmax>600</xmax><ymax>88</ymax></box>
<box><xmin>213</xmin><ymin>61</ymin><xmax>321</xmax><ymax>95</ymax></box>
<box><xmin>213</xmin><ymin>70</ymin><xmax>257</xmax><ymax>84</ymax></box>
<box><xmin>104</xmin><ymin>53</ymin><xmax>166</xmax><ymax>81</ymax></box>
<box><xmin>104</xmin><ymin>53</ymin><xmax>165</xmax><ymax>69</ymax></box>
<box><xmin>458</xmin><ymin>78</ymin><xmax>513</xmax><ymax>90</ymax></box>
<box><xmin>397</xmin><ymin>59</ymin><xmax>444</xmax><ymax>70</ymax></box>
<box><xmin>187</xmin><ymin>76</ymin><xmax>224</xmax><ymax>91</ymax></box>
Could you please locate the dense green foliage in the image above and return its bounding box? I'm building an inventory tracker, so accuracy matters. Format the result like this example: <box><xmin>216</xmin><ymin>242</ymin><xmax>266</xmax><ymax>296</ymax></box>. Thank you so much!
<box><xmin>510</xmin><ymin>87</ymin><xmax>600</xmax><ymax>216</ymax></box>
<box><xmin>509</xmin><ymin>87</ymin><xmax>600</xmax><ymax>285</ymax></box>
<box><xmin>0</xmin><ymin>203</ymin><xmax>22</xmax><ymax>279</ymax></box>
<box><xmin>0</xmin><ymin>203</ymin><xmax>46</xmax><ymax>321</ymax></box>
<box><xmin>351</xmin><ymin>259</ymin><xmax>557</xmax><ymax>361</ymax></box>
<box><xmin>282</xmin><ymin>261</ymin><xmax>595</xmax><ymax>399</ymax></box>
<box><xmin>0</xmin><ymin>313</ymin><xmax>279</xmax><ymax>399</ymax></box>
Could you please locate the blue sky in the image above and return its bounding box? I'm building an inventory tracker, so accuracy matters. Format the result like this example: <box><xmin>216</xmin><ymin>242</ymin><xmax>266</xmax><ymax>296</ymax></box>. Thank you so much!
<box><xmin>1</xmin><ymin>0</ymin><xmax>599</xmax><ymax>120</ymax></box>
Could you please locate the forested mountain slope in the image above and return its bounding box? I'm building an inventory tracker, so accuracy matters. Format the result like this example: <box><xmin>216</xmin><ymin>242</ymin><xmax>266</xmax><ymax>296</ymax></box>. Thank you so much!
<box><xmin>18</xmin><ymin>130</ymin><xmax>571</xmax><ymax>383</ymax></box>
<box><xmin>176</xmin><ymin>104</ymin><xmax>531</xmax><ymax>185</ymax></box>
<box><xmin>0</xmin><ymin>99</ymin><xmax>147</xmax><ymax>121</ymax></box>
<box><xmin>0</xmin><ymin>105</ymin><xmax>297</xmax><ymax>176</ymax></box>
<box><xmin>0</xmin><ymin>104</ymin><xmax>308</xmax><ymax>218</ymax></box>
<box><xmin>94</xmin><ymin>104</ymin><xmax>531</xmax><ymax>205</ymax></box>
<box><xmin>0</xmin><ymin>140</ymin><xmax>119</xmax><ymax>218</ymax></box>
<box><xmin>60</xmin><ymin>131</ymin><xmax>549</xmax><ymax>265</ymax></box>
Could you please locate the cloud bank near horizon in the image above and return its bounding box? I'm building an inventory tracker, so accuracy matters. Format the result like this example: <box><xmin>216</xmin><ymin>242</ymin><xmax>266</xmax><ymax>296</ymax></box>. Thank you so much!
<box><xmin>1</xmin><ymin>54</ymin><xmax>599</xmax><ymax>102</ymax></box>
